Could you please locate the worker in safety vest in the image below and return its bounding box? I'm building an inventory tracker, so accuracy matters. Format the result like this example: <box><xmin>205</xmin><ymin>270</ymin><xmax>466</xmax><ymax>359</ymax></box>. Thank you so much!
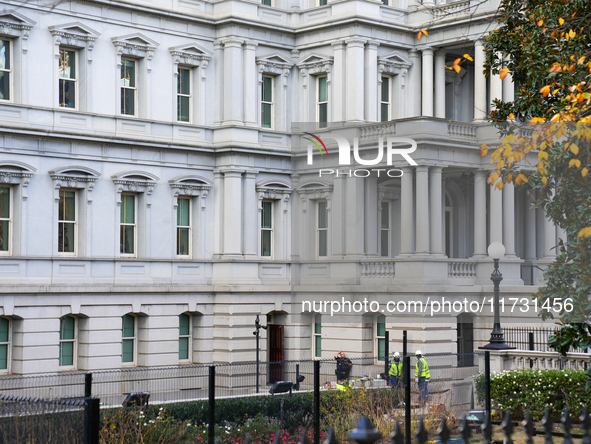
<box><xmin>415</xmin><ymin>350</ymin><xmax>430</xmax><ymax>404</ymax></box>
<box><xmin>389</xmin><ymin>352</ymin><xmax>403</xmax><ymax>389</ymax></box>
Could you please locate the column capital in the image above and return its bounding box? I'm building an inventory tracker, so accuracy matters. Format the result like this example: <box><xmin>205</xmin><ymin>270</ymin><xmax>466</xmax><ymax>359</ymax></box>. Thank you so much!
<box><xmin>420</xmin><ymin>47</ymin><xmax>434</xmax><ymax>55</ymax></box>
<box><xmin>220</xmin><ymin>38</ymin><xmax>244</xmax><ymax>48</ymax></box>
<box><xmin>400</xmin><ymin>166</ymin><xmax>415</xmax><ymax>174</ymax></box>
<box><xmin>474</xmin><ymin>169</ymin><xmax>488</xmax><ymax>178</ymax></box>
<box><xmin>331</xmin><ymin>41</ymin><xmax>346</xmax><ymax>50</ymax></box>
<box><xmin>435</xmin><ymin>48</ymin><xmax>447</xmax><ymax>57</ymax></box>
<box><xmin>213</xmin><ymin>40</ymin><xmax>224</xmax><ymax>50</ymax></box>
<box><xmin>244</xmin><ymin>41</ymin><xmax>258</xmax><ymax>51</ymax></box>
<box><xmin>429</xmin><ymin>166</ymin><xmax>443</xmax><ymax>174</ymax></box>
<box><xmin>366</xmin><ymin>40</ymin><xmax>380</xmax><ymax>50</ymax></box>
<box><xmin>345</xmin><ymin>38</ymin><xmax>368</xmax><ymax>48</ymax></box>
<box><xmin>415</xmin><ymin>165</ymin><xmax>430</xmax><ymax>173</ymax></box>
<box><xmin>243</xmin><ymin>171</ymin><xmax>259</xmax><ymax>179</ymax></box>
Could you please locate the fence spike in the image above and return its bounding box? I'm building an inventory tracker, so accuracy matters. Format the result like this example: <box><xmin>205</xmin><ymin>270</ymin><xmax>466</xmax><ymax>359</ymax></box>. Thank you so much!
<box><xmin>459</xmin><ymin>412</ymin><xmax>471</xmax><ymax>444</ymax></box>
<box><xmin>562</xmin><ymin>405</ymin><xmax>574</xmax><ymax>444</ymax></box>
<box><xmin>390</xmin><ymin>419</ymin><xmax>404</xmax><ymax>444</ymax></box>
<box><xmin>349</xmin><ymin>415</ymin><xmax>383</xmax><ymax>444</ymax></box>
<box><xmin>482</xmin><ymin>412</ymin><xmax>493</xmax><ymax>444</ymax></box>
<box><xmin>501</xmin><ymin>410</ymin><xmax>514</xmax><ymax>444</ymax></box>
<box><xmin>244</xmin><ymin>434</ymin><xmax>251</xmax><ymax>444</ymax></box>
<box><xmin>521</xmin><ymin>409</ymin><xmax>535</xmax><ymax>444</ymax></box>
<box><xmin>324</xmin><ymin>427</ymin><xmax>337</xmax><ymax>444</ymax></box>
<box><xmin>437</xmin><ymin>416</ymin><xmax>450</xmax><ymax>444</ymax></box>
<box><xmin>581</xmin><ymin>405</ymin><xmax>591</xmax><ymax>444</ymax></box>
<box><xmin>415</xmin><ymin>417</ymin><xmax>428</xmax><ymax>444</ymax></box>
<box><xmin>541</xmin><ymin>407</ymin><xmax>554</xmax><ymax>444</ymax></box>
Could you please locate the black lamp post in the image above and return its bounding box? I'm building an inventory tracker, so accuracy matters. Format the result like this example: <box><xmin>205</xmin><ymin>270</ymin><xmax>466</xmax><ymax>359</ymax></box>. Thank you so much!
<box><xmin>254</xmin><ymin>314</ymin><xmax>267</xmax><ymax>393</ymax></box>
<box><xmin>481</xmin><ymin>242</ymin><xmax>514</xmax><ymax>350</ymax></box>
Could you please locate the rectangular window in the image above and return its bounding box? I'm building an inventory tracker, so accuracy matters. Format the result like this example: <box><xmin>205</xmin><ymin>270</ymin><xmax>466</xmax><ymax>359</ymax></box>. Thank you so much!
<box><xmin>58</xmin><ymin>48</ymin><xmax>76</xmax><ymax>108</ymax></box>
<box><xmin>262</xmin><ymin>0</ymin><xmax>272</xmax><ymax>5</ymax></box>
<box><xmin>0</xmin><ymin>40</ymin><xmax>11</xmax><ymax>101</ymax></box>
<box><xmin>177</xmin><ymin>66</ymin><xmax>191</xmax><ymax>122</ymax></box>
<box><xmin>261</xmin><ymin>200</ymin><xmax>273</xmax><ymax>257</ymax></box>
<box><xmin>314</xmin><ymin>314</ymin><xmax>321</xmax><ymax>358</ymax></box>
<box><xmin>317</xmin><ymin>76</ymin><xmax>328</xmax><ymax>128</ymax></box>
<box><xmin>58</xmin><ymin>190</ymin><xmax>76</xmax><ymax>254</ymax></box>
<box><xmin>179</xmin><ymin>313</ymin><xmax>191</xmax><ymax>361</ymax></box>
<box><xmin>376</xmin><ymin>315</ymin><xmax>386</xmax><ymax>361</ymax></box>
<box><xmin>261</xmin><ymin>76</ymin><xmax>273</xmax><ymax>129</ymax></box>
<box><xmin>122</xmin><ymin>314</ymin><xmax>136</xmax><ymax>364</ymax></box>
<box><xmin>0</xmin><ymin>317</ymin><xmax>9</xmax><ymax>371</ymax></box>
<box><xmin>59</xmin><ymin>316</ymin><xmax>76</xmax><ymax>367</ymax></box>
<box><xmin>381</xmin><ymin>76</ymin><xmax>390</xmax><ymax>122</ymax></box>
<box><xmin>0</xmin><ymin>186</ymin><xmax>11</xmax><ymax>255</ymax></box>
<box><xmin>121</xmin><ymin>59</ymin><xmax>136</xmax><ymax>116</ymax></box>
<box><xmin>380</xmin><ymin>201</ymin><xmax>390</xmax><ymax>257</ymax></box>
<box><xmin>318</xmin><ymin>0</ymin><xmax>327</xmax><ymax>5</ymax></box>
<box><xmin>120</xmin><ymin>194</ymin><xmax>136</xmax><ymax>256</ymax></box>
<box><xmin>381</xmin><ymin>0</ymin><xmax>388</xmax><ymax>5</ymax></box>
<box><xmin>177</xmin><ymin>197</ymin><xmax>191</xmax><ymax>257</ymax></box>
<box><xmin>317</xmin><ymin>200</ymin><xmax>327</xmax><ymax>257</ymax></box>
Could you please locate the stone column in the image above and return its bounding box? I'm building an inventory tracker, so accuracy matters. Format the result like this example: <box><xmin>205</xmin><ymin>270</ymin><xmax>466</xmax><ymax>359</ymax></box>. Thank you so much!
<box><xmin>502</xmin><ymin>182</ymin><xmax>516</xmax><ymax>256</ymax></box>
<box><xmin>365</xmin><ymin>41</ymin><xmax>379</xmax><ymax>122</ymax></box>
<box><xmin>222</xmin><ymin>38</ymin><xmax>244</xmax><ymax>125</ymax></box>
<box><xmin>415</xmin><ymin>166</ymin><xmax>430</xmax><ymax>254</ymax></box>
<box><xmin>502</xmin><ymin>57</ymin><xmax>514</xmax><ymax>103</ymax></box>
<box><xmin>331</xmin><ymin>41</ymin><xmax>345</xmax><ymax>122</ymax></box>
<box><xmin>473</xmin><ymin>171</ymin><xmax>487</xmax><ymax>256</ymax></box>
<box><xmin>408</xmin><ymin>50</ymin><xmax>422</xmax><ymax>117</ymax></box>
<box><xmin>524</xmin><ymin>195</ymin><xmax>537</xmax><ymax>259</ymax></box>
<box><xmin>421</xmin><ymin>48</ymin><xmax>434</xmax><ymax>117</ymax></box>
<box><xmin>213</xmin><ymin>41</ymin><xmax>224</xmax><ymax>126</ymax></box>
<box><xmin>331</xmin><ymin>174</ymin><xmax>345</xmax><ymax>258</ymax></box>
<box><xmin>213</xmin><ymin>170</ymin><xmax>223</xmax><ymax>256</ymax></box>
<box><xmin>243</xmin><ymin>42</ymin><xmax>258</xmax><ymax>127</ymax></box>
<box><xmin>345</xmin><ymin>175</ymin><xmax>365</xmax><ymax>258</ymax></box>
<box><xmin>399</xmin><ymin>167</ymin><xmax>414</xmax><ymax>255</ymax></box>
<box><xmin>490</xmin><ymin>54</ymin><xmax>503</xmax><ymax>114</ymax></box>
<box><xmin>543</xmin><ymin>213</ymin><xmax>556</xmax><ymax>258</ymax></box>
<box><xmin>429</xmin><ymin>167</ymin><xmax>443</xmax><ymax>254</ymax></box>
<box><xmin>222</xmin><ymin>169</ymin><xmax>243</xmax><ymax>258</ymax></box>
<box><xmin>345</xmin><ymin>38</ymin><xmax>367</xmax><ymax>122</ymax></box>
<box><xmin>365</xmin><ymin>177</ymin><xmax>378</xmax><ymax>256</ymax></box>
<box><xmin>434</xmin><ymin>49</ymin><xmax>446</xmax><ymax>119</ymax></box>
<box><xmin>489</xmin><ymin>179</ymin><xmax>503</xmax><ymax>245</ymax></box>
<box><xmin>243</xmin><ymin>171</ymin><xmax>258</xmax><ymax>257</ymax></box>
<box><xmin>473</xmin><ymin>40</ymin><xmax>487</xmax><ymax>121</ymax></box>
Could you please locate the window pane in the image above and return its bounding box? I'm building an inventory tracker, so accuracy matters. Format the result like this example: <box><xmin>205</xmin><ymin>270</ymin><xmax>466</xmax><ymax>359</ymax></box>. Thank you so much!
<box><xmin>122</xmin><ymin>315</ymin><xmax>134</xmax><ymax>338</ymax></box>
<box><xmin>60</xmin><ymin>316</ymin><xmax>75</xmax><ymax>340</ymax></box>
<box><xmin>262</xmin><ymin>201</ymin><xmax>272</xmax><ymax>229</ymax></box>
<box><xmin>59</xmin><ymin>341</ymin><xmax>74</xmax><ymax>366</ymax></box>
<box><xmin>318</xmin><ymin>0</ymin><xmax>327</xmax><ymax>6</ymax></box>
<box><xmin>0</xmin><ymin>187</ymin><xmax>9</xmax><ymax>219</ymax></box>
<box><xmin>177</xmin><ymin>198</ymin><xmax>190</xmax><ymax>226</ymax></box>
<box><xmin>381</xmin><ymin>230</ymin><xmax>388</xmax><ymax>257</ymax></box>
<box><xmin>122</xmin><ymin>88</ymin><xmax>135</xmax><ymax>115</ymax></box>
<box><xmin>382</xmin><ymin>0</ymin><xmax>388</xmax><ymax>4</ymax></box>
<box><xmin>381</xmin><ymin>77</ymin><xmax>389</xmax><ymax>102</ymax></box>
<box><xmin>318</xmin><ymin>77</ymin><xmax>327</xmax><ymax>102</ymax></box>
<box><xmin>121</xmin><ymin>225</ymin><xmax>135</xmax><ymax>254</ymax></box>
<box><xmin>179</xmin><ymin>314</ymin><xmax>190</xmax><ymax>336</ymax></box>
<box><xmin>0</xmin><ymin>72</ymin><xmax>9</xmax><ymax>101</ymax></box>
<box><xmin>319</xmin><ymin>103</ymin><xmax>327</xmax><ymax>127</ymax></box>
<box><xmin>262</xmin><ymin>77</ymin><xmax>273</xmax><ymax>102</ymax></box>
<box><xmin>0</xmin><ymin>344</ymin><xmax>6</xmax><ymax>370</ymax></box>
<box><xmin>318</xmin><ymin>231</ymin><xmax>327</xmax><ymax>257</ymax></box>
<box><xmin>178</xmin><ymin>96</ymin><xmax>190</xmax><ymax>122</ymax></box>
<box><xmin>318</xmin><ymin>201</ymin><xmax>327</xmax><ymax>228</ymax></box>
<box><xmin>121</xmin><ymin>195</ymin><xmax>135</xmax><ymax>224</ymax></box>
<box><xmin>178</xmin><ymin>68</ymin><xmax>190</xmax><ymax>95</ymax></box>
<box><xmin>378</xmin><ymin>338</ymin><xmax>385</xmax><ymax>361</ymax></box>
<box><xmin>179</xmin><ymin>337</ymin><xmax>189</xmax><ymax>360</ymax></box>
<box><xmin>381</xmin><ymin>202</ymin><xmax>389</xmax><ymax>228</ymax></box>
<box><xmin>59</xmin><ymin>222</ymin><xmax>75</xmax><ymax>253</ymax></box>
<box><xmin>381</xmin><ymin>103</ymin><xmax>389</xmax><ymax>122</ymax></box>
<box><xmin>261</xmin><ymin>103</ymin><xmax>272</xmax><ymax>128</ymax></box>
<box><xmin>122</xmin><ymin>339</ymin><xmax>134</xmax><ymax>362</ymax></box>
<box><xmin>0</xmin><ymin>40</ymin><xmax>9</xmax><ymax>70</ymax></box>
<box><xmin>59</xmin><ymin>79</ymin><xmax>75</xmax><ymax>108</ymax></box>
<box><xmin>59</xmin><ymin>191</ymin><xmax>76</xmax><ymax>221</ymax></box>
<box><xmin>59</xmin><ymin>50</ymin><xmax>75</xmax><ymax>79</ymax></box>
<box><xmin>261</xmin><ymin>230</ymin><xmax>271</xmax><ymax>257</ymax></box>
<box><xmin>177</xmin><ymin>227</ymin><xmax>189</xmax><ymax>256</ymax></box>
<box><xmin>315</xmin><ymin>314</ymin><xmax>321</xmax><ymax>333</ymax></box>
<box><xmin>377</xmin><ymin>315</ymin><xmax>385</xmax><ymax>336</ymax></box>
<box><xmin>0</xmin><ymin>318</ymin><xmax>8</xmax><ymax>342</ymax></box>
<box><xmin>262</xmin><ymin>0</ymin><xmax>271</xmax><ymax>5</ymax></box>
<box><xmin>0</xmin><ymin>221</ymin><xmax>7</xmax><ymax>252</ymax></box>
<box><xmin>315</xmin><ymin>336</ymin><xmax>322</xmax><ymax>357</ymax></box>
<box><xmin>121</xmin><ymin>60</ymin><xmax>135</xmax><ymax>88</ymax></box>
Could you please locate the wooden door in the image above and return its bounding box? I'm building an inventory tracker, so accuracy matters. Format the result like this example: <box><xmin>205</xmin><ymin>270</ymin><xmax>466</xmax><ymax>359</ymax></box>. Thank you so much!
<box><xmin>268</xmin><ymin>325</ymin><xmax>284</xmax><ymax>383</ymax></box>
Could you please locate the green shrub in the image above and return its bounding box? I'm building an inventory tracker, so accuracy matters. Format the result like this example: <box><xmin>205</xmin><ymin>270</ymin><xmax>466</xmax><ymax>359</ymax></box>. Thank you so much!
<box><xmin>474</xmin><ymin>369</ymin><xmax>591</xmax><ymax>421</ymax></box>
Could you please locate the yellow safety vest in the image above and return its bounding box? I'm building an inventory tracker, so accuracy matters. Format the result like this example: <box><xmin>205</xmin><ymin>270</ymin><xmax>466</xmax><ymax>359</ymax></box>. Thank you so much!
<box><xmin>389</xmin><ymin>361</ymin><xmax>403</xmax><ymax>376</ymax></box>
<box><xmin>336</xmin><ymin>382</ymin><xmax>348</xmax><ymax>392</ymax></box>
<box><xmin>415</xmin><ymin>357</ymin><xmax>431</xmax><ymax>378</ymax></box>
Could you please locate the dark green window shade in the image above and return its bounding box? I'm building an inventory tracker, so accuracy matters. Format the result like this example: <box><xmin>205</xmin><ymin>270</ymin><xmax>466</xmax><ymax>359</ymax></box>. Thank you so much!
<box><xmin>314</xmin><ymin>314</ymin><xmax>321</xmax><ymax>357</ymax></box>
<box><xmin>318</xmin><ymin>77</ymin><xmax>327</xmax><ymax>127</ymax></box>
<box><xmin>177</xmin><ymin>67</ymin><xmax>191</xmax><ymax>122</ymax></box>
<box><xmin>179</xmin><ymin>314</ymin><xmax>190</xmax><ymax>360</ymax></box>
<box><xmin>59</xmin><ymin>316</ymin><xmax>75</xmax><ymax>367</ymax></box>
<box><xmin>177</xmin><ymin>198</ymin><xmax>190</xmax><ymax>256</ymax></box>
<box><xmin>261</xmin><ymin>201</ymin><xmax>272</xmax><ymax>257</ymax></box>
<box><xmin>122</xmin><ymin>315</ymin><xmax>135</xmax><ymax>363</ymax></box>
<box><xmin>0</xmin><ymin>187</ymin><xmax>10</xmax><ymax>252</ymax></box>
<box><xmin>0</xmin><ymin>318</ymin><xmax>8</xmax><ymax>370</ymax></box>
<box><xmin>381</xmin><ymin>76</ymin><xmax>390</xmax><ymax>122</ymax></box>
<box><xmin>262</xmin><ymin>76</ymin><xmax>273</xmax><ymax>128</ymax></box>
<box><xmin>377</xmin><ymin>315</ymin><xmax>385</xmax><ymax>361</ymax></box>
<box><xmin>381</xmin><ymin>201</ymin><xmax>389</xmax><ymax>257</ymax></box>
<box><xmin>0</xmin><ymin>40</ymin><xmax>10</xmax><ymax>101</ymax></box>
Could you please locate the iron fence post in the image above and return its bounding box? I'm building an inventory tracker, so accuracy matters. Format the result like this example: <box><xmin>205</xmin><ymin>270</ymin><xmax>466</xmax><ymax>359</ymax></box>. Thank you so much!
<box><xmin>384</xmin><ymin>331</ymin><xmax>390</xmax><ymax>376</ymax></box>
<box><xmin>84</xmin><ymin>373</ymin><xmax>92</xmax><ymax>398</ymax></box>
<box><xmin>314</xmin><ymin>359</ymin><xmax>320</xmax><ymax>444</ymax></box>
<box><xmin>405</xmin><ymin>354</ymin><xmax>411</xmax><ymax>444</ymax></box>
<box><xmin>403</xmin><ymin>330</ymin><xmax>407</xmax><ymax>358</ymax></box>
<box><xmin>485</xmin><ymin>351</ymin><xmax>491</xmax><ymax>426</ymax></box>
<box><xmin>209</xmin><ymin>365</ymin><xmax>215</xmax><ymax>444</ymax></box>
<box><xmin>83</xmin><ymin>397</ymin><xmax>100</xmax><ymax>444</ymax></box>
<box><xmin>529</xmin><ymin>332</ymin><xmax>534</xmax><ymax>368</ymax></box>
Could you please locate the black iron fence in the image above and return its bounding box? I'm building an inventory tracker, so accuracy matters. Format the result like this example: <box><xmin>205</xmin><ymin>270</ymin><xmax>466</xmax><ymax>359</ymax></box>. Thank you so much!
<box><xmin>503</xmin><ymin>326</ymin><xmax>590</xmax><ymax>353</ymax></box>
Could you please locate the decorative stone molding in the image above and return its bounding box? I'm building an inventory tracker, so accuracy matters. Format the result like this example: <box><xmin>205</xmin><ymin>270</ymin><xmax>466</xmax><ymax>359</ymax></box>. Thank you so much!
<box><xmin>49</xmin><ymin>22</ymin><xmax>100</xmax><ymax>61</ymax></box>
<box><xmin>112</xmin><ymin>171</ymin><xmax>159</xmax><ymax>207</ymax></box>
<box><xmin>297</xmin><ymin>52</ymin><xmax>333</xmax><ymax>89</ymax></box>
<box><xmin>0</xmin><ymin>161</ymin><xmax>35</xmax><ymax>200</ymax></box>
<box><xmin>256</xmin><ymin>53</ymin><xmax>294</xmax><ymax>87</ymax></box>
<box><xmin>378</xmin><ymin>186</ymin><xmax>400</xmax><ymax>201</ymax></box>
<box><xmin>0</xmin><ymin>11</ymin><xmax>35</xmax><ymax>40</ymax></box>
<box><xmin>169</xmin><ymin>43</ymin><xmax>212</xmax><ymax>71</ymax></box>
<box><xmin>112</xmin><ymin>33</ymin><xmax>159</xmax><ymax>71</ymax></box>
<box><xmin>296</xmin><ymin>182</ymin><xmax>333</xmax><ymax>212</ymax></box>
<box><xmin>256</xmin><ymin>181</ymin><xmax>292</xmax><ymax>212</ymax></box>
<box><xmin>168</xmin><ymin>175</ymin><xmax>212</xmax><ymax>209</ymax></box>
<box><xmin>378</xmin><ymin>50</ymin><xmax>412</xmax><ymax>76</ymax></box>
<box><xmin>49</xmin><ymin>166</ymin><xmax>101</xmax><ymax>204</ymax></box>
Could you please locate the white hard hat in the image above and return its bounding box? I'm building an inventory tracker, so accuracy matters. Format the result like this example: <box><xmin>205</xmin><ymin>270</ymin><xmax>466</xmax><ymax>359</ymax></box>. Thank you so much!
<box><xmin>415</xmin><ymin>350</ymin><xmax>422</xmax><ymax>355</ymax></box>
<box><xmin>394</xmin><ymin>352</ymin><xmax>400</xmax><ymax>358</ymax></box>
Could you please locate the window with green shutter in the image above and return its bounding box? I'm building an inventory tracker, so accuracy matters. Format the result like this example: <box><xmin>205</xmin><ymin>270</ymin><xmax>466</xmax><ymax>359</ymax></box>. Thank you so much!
<box><xmin>317</xmin><ymin>76</ymin><xmax>328</xmax><ymax>128</ymax></box>
<box><xmin>317</xmin><ymin>201</ymin><xmax>328</xmax><ymax>257</ymax></box>
<box><xmin>314</xmin><ymin>314</ymin><xmax>321</xmax><ymax>358</ymax></box>
<box><xmin>381</xmin><ymin>201</ymin><xmax>390</xmax><ymax>257</ymax></box>
<box><xmin>177</xmin><ymin>67</ymin><xmax>191</xmax><ymax>122</ymax></box>
<box><xmin>261</xmin><ymin>76</ymin><xmax>273</xmax><ymax>128</ymax></box>
<box><xmin>376</xmin><ymin>315</ymin><xmax>386</xmax><ymax>361</ymax></box>
<box><xmin>122</xmin><ymin>315</ymin><xmax>136</xmax><ymax>363</ymax></box>
<box><xmin>0</xmin><ymin>186</ymin><xmax>11</xmax><ymax>254</ymax></box>
<box><xmin>261</xmin><ymin>200</ymin><xmax>273</xmax><ymax>257</ymax></box>
<box><xmin>381</xmin><ymin>76</ymin><xmax>390</xmax><ymax>122</ymax></box>
<box><xmin>179</xmin><ymin>313</ymin><xmax>191</xmax><ymax>361</ymax></box>
<box><xmin>120</xmin><ymin>194</ymin><xmax>136</xmax><ymax>256</ymax></box>
<box><xmin>0</xmin><ymin>317</ymin><xmax>9</xmax><ymax>370</ymax></box>
<box><xmin>177</xmin><ymin>197</ymin><xmax>191</xmax><ymax>257</ymax></box>
<box><xmin>59</xmin><ymin>316</ymin><xmax>76</xmax><ymax>367</ymax></box>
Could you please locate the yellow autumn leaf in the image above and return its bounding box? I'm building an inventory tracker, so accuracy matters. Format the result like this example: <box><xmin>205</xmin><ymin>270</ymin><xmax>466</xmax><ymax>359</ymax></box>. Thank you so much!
<box><xmin>507</xmin><ymin>174</ymin><xmax>513</xmax><ymax>183</ymax></box>
<box><xmin>569</xmin><ymin>29</ymin><xmax>576</xmax><ymax>39</ymax></box>
<box><xmin>582</xmin><ymin>168</ymin><xmax>588</xmax><ymax>177</ymax></box>
<box><xmin>496</xmin><ymin>181</ymin><xmax>504</xmax><ymax>190</ymax></box>
<box><xmin>417</xmin><ymin>32</ymin><xmax>422</xmax><ymax>41</ymax></box>
<box><xmin>540</xmin><ymin>85</ymin><xmax>551</xmax><ymax>97</ymax></box>
<box><xmin>453</xmin><ymin>64</ymin><xmax>461</xmax><ymax>74</ymax></box>
<box><xmin>421</xmin><ymin>29</ymin><xmax>429</xmax><ymax>37</ymax></box>
<box><xmin>559</xmin><ymin>18</ymin><xmax>565</xmax><ymax>25</ymax></box>
<box><xmin>481</xmin><ymin>148</ymin><xmax>488</xmax><ymax>158</ymax></box>
<box><xmin>569</xmin><ymin>159</ymin><xmax>577</xmax><ymax>167</ymax></box>
<box><xmin>500</xmin><ymin>68</ymin><xmax>509</xmax><ymax>80</ymax></box>
<box><xmin>578</xmin><ymin>56</ymin><xmax>586</xmax><ymax>65</ymax></box>
<box><xmin>577</xmin><ymin>227</ymin><xmax>591</xmax><ymax>238</ymax></box>
<box><xmin>509</xmin><ymin>113</ymin><xmax>515</xmax><ymax>120</ymax></box>
<box><xmin>538</xmin><ymin>19</ymin><xmax>544</xmax><ymax>26</ymax></box>
<box><xmin>542</xmin><ymin>176</ymin><xmax>548</xmax><ymax>185</ymax></box>
<box><xmin>570</xmin><ymin>144</ymin><xmax>579</xmax><ymax>155</ymax></box>
<box><xmin>538</xmin><ymin>151</ymin><xmax>548</xmax><ymax>160</ymax></box>
<box><xmin>463</xmin><ymin>54</ymin><xmax>473</xmax><ymax>62</ymax></box>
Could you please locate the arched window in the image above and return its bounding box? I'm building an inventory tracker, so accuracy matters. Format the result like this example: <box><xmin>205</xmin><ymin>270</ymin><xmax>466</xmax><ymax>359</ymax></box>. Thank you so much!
<box><xmin>122</xmin><ymin>314</ymin><xmax>137</xmax><ymax>364</ymax></box>
<box><xmin>59</xmin><ymin>315</ymin><xmax>77</xmax><ymax>368</ymax></box>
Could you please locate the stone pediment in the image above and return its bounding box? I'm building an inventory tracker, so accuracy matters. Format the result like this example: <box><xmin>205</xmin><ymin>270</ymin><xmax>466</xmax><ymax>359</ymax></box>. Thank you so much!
<box><xmin>297</xmin><ymin>52</ymin><xmax>333</xmax><ymax>72</ymax></box>
<box><xmin>112</xmin><ymin>33</ymin><xmax>159</xmax><ymax>58</ymax></box>
<box><xmin>257</xmin><ymin>52</ymin><xmax>294</xmax><ymax>75</ymax></box>
<box><xmin>378</xmin><ymin>51</ymin><xmax>412</xmax><ymax>74</ymax></box>
<box><xmin>0</xmin><ymin>160</ymin><xmax>35</xmax><ymax>185</ymax></box>
<box><xmin>49</xmin><ymin>22</ymin><xmax>100</xmax><ymax>42</ymax></box>
<box><xmin>0</xmin><ymin>11</ymin><xmax>35</xmax><ymax>36</ymax></box>
<box><xmin>169</xmin><ymin>43</ymin><xmax>212</xmax><ymax>66</ymax></box>
<box><xmin>49</xmin><ymin>165</ymin><xmax>100</xmax><ymax>180</ymax></box>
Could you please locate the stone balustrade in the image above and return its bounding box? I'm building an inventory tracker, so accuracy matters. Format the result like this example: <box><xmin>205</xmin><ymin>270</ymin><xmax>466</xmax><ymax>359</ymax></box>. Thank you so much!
<box><xmin>447</xmin><ymin>260</ymin><xmax>476</xmax><ymax>278</ymax></box>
